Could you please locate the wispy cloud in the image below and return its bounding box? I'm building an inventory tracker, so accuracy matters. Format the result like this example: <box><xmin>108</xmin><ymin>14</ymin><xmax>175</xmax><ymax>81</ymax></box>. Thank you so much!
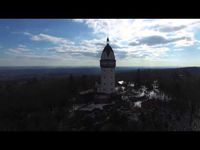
<box><xmin>129</xmin><ymin>35</ymin><xmax>191</xmax><ymax>46</ymax></box>
<box><xmin>21</xmin><ymin>31</ymin><xmax>177</xmax><ymax>61</ymax></box>
<box><xmin>5</xmin><ymin>19</ymin><xmax>200</xmax><ymax>66</ymax></box>
<box><xmin>30</xmin><ymin>33</ymin><xmax>74</xmax><ymax>45</ymax></box>
<box><xmin>24</xmin><ymin>32</ymin><xmax>104</xmax><ymax>58</ymax></box>
<box><xmin>8</xmin><ymin>44</ymin><xmax>31</xmax><ymax>54</ymax></box>
<box><xmin>0</xmin><ymin>19</ymin><xmax>200</xmax><ymax>65</ymax></box>
<box><xmin>73</xmin><ymin>19</ymin><xmax>200</xmax><ymax>59</ymax></box>
<box><xmin>6</xmin><ymin>44</ymin><xmax>64</xmax><ymax>63</ymax></box>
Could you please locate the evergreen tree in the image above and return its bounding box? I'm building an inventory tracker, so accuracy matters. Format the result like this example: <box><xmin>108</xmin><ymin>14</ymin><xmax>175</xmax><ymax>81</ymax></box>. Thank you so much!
<box><xmin>136</xmin><ymin>69</ymin><xmax>141</xmax><ymax>88</ymax></box>
<box><xmin>68</xmin><ymin>74</ymin><xmax>77</xmax><ymax>96</ymax></box>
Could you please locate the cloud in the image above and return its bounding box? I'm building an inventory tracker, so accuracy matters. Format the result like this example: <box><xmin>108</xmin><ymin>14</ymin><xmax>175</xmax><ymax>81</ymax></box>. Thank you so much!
<box><xmin>115</xmin><ymin>50</ymin><xmax>128</xmax><ymax>59</ymax></box>
<box><xmin>8</xmin><ymin>44</ymin><xmax>31</xmax><ymax>54</ymax></box>
<box><xmin>152</xmin><ymin>21</ymin><xmax>200</xmax><ymax>33</ymax></box>
<box><xmin>3</xmin><ymin>19</ymin><xmax>200</xmax><ymax>66</ymax></box>
<box><xmin>74</xmin><ymin>19</ymin><xmax>196</xmax><ymax>60</ymax></box>
<box><xmin>22</xmin><ymin>32</ymin><xmax>106</xmax><ymax>61</ymax></box>
<box><xmin>73</xmin><ymin>19</ymin><xmax>196</xmax><ymax>36</ymax></box>
<box><xmin>129</xmin><ymin>35</ymin><xmax>190</xmax><ymax>46</ymax></box>
<box><xmin>7</xmin><ymin>47</ymin><xmax>63</xmax><ymax>62</ymax></box>
<box><xmin>15</xmin><ymin>54</ymin><xmax>62</xmax><ymax>61</ymax></box>
<box><xmin>157</xmin><ymin>25</ymin><xmax>187</xmax><ymax>32</ymax></box>
<box><xmin>126</xmin><ymin>45</ymin><xmax>170</xmax><ymax>59</ymax></box>
<box><xmin>21</xmin><ymin>19</ymin><xmax>200</xmax><ymax>63</ymax></box>
<box><xmin>30</xmin><ymin>33</ymin><xmax>74</xmax><ymax>45</ymax></box>
<box><xmin>23</xmin><ymin>32</ymin><xmax>32</xmax><ymax>36</ymax></box>
<box><xmin>73</xmin><ymin>19</ymin><xmax>198</xmax><ymax>46</ymax></box>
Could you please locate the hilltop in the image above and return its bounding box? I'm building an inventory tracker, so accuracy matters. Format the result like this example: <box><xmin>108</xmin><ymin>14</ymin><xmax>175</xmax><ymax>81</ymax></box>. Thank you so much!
<box><xmin>0</xmin><ymin>67</ymin><xmax>200</xmax><ymax>130</ymax></box>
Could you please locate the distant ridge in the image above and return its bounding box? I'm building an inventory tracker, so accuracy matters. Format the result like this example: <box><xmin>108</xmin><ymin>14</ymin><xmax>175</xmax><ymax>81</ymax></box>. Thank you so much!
<box><xmin>0</xmin><ymin>66</ymin><xmax>200</xmax><ymax>77</ymax></box>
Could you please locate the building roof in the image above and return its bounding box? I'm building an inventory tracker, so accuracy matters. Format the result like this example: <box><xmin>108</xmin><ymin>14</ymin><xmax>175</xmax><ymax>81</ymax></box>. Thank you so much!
<box><xmin>103</xmin><ymin>44</ymin><xmax>113</xmax><ymax>56</ymax></box>
<box><xmin>101</xmin><ymin>38</ymin><xmax>115</xmax><ymax>60</ymax></box>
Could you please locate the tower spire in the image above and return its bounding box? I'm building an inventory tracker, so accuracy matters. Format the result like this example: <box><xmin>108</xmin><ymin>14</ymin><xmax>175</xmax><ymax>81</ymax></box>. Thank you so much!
<box><xmin>107</xmin><ymin>37</ymin><xmax>109</xmax><ymax>44</ymax></box>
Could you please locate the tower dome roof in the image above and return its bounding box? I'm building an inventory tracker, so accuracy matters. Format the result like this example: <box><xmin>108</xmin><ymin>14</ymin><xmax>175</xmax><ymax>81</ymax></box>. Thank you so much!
<box><xmin>103</xmin><ymin>44</ymin><xmax>113</xmax><ymax>56</ymax></box>
<box><xmin>101</xmin><ymin>38</ymin><xmax>115</xmax><ymax>60</ymax></box>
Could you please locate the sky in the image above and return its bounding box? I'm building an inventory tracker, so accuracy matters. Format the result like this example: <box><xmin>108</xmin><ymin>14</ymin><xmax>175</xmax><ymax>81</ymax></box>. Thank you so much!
<box><xmin>1</xmin><ymin>19</ymin><xmax>200</xmax><ymax>67</ymax></box>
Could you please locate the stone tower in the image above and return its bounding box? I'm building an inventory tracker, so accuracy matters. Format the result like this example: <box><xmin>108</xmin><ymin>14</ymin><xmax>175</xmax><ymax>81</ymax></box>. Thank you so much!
<box><xmin>99</xmin><ymin>38</ymin><xmax>116</xmax><ymax>94</ymax></box>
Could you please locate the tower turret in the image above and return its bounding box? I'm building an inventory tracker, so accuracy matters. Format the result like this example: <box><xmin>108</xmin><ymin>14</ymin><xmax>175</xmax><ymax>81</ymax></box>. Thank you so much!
<box><xmin>99</xmin><ymin>38</ymin><xmax>116</xmax><ymax>94</ymax></box>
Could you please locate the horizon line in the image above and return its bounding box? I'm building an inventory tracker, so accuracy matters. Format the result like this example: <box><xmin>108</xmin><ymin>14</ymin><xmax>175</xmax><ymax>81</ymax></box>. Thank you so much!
<box><xmin>0</xmin><ymin>65</ymin><xmax>199</xmax><ymax>68</ymax></box>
